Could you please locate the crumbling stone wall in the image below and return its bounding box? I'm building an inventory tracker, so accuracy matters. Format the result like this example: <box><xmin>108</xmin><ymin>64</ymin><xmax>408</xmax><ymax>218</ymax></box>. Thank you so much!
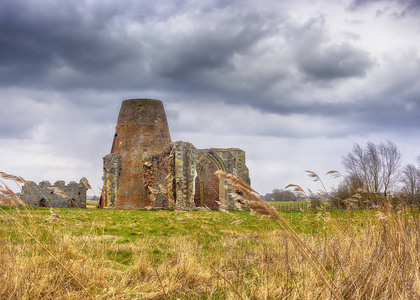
<box><xmin>102</xmin><ymin>153</ymin><xmax>121</xmax><ymax>207</ymax></box>
<box><xmin>172</xmin><ymin>141</ymin><xmax>198</xmax><ymax>210</ymax></box>
<box><xmin>142</xmin><ymin>142</ymin><xmax>198</xmax><ymax>210</ymax></box>
<box><xmin>140</xmin><ymin>142</ymin><xmax>250</xmax><ymax>210</ymax></box>
<box><xmin>143</xmin><ymin>145</ymin><xmax>174</xmax><ymax>209</ymax></box>
<box><xmin>20</xmin><ymin>180</ymin><xmax>87</xmax><ymax>208</ymax></box>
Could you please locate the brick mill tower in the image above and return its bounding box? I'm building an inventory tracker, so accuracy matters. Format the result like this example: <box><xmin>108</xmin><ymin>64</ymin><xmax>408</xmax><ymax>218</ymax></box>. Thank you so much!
<box><xmin>102</xmin><ymin>99</ymin><xmax>171</xmax><ymax>209</ymax></box>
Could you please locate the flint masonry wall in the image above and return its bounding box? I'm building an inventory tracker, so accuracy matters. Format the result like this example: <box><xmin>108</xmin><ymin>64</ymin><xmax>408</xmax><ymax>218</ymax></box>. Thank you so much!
<box><xmin>143</xmin><ymin>145</ymin><xmax>174</xmax><ymax>209</ymax></box>
<box><xmin>102</xmin><ymin>153</ymin><xmax>121</xmax><ymax>207</ymax></box>
<box><xmin>20</xmin><ymin>180</ymin><xmax>87</xmax><ymax>208</ymax></box>
<box><xmin>102</xmin><ymin>99</ymin><xmax>250</xmax><ymax>210</ymax></box>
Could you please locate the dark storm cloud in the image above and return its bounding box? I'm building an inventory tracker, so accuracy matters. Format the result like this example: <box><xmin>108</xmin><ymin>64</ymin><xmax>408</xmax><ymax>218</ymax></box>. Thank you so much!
<box><xmin>350</xmin><ymin>0</ymin><xmax>420</xmax><ymax>14</ymax></box>
<box><xmin>285</xmin><ymin>16</ymin><xmax>374</xmax><ymax>81</ymax></box>
<box><xmin>0</xmin><ymin>0</ymin><xmax>272</xmax><ymax>91</ymax></box>
<box><xmin>1</xmin><ymin>0</ymin><xmax>419</xmax><ymax>141</ymax></box>
<box><xmin>152</xmin><ymin>25</ymin><xmax>266</xmax><ymax>79</ymax></box>
<box><xmin>0</xmin><ymin>0</ymin><xmax>144</xmax><ymax>86</ymax></box>
<box><xmin>297</xmin><ymin>43</ymin><xmax>373</xmax><ymax>80</ymax></box>
<box><xmin>0</xmin><ymin>0</ymin><xmax>371</xmax><ymax>108</ymax></box>
<box><xmin>227</xmin><ymin>45</ymin><xmax>420</xmax><ymax>138</ymax></box>
<box><xmin>300</xmin><ymin>50</ymin><xmax>420</xmax><ymax>136</ymax></box>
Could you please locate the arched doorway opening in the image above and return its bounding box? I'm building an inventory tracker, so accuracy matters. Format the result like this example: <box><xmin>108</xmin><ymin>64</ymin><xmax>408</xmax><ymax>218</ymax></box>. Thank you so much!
<box><xmin>193</xmin><ymin>153</ymin><xmax>226</xmax><ymax>209</ymax></box>
<box><xmin>38</xmin><ymin>198</ymin><xmax>47</xmax><ymax>207</ymax></box>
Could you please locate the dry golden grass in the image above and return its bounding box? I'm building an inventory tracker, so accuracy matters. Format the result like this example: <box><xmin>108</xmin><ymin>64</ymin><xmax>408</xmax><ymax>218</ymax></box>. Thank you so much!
<box><xmin>1</xmin><ymin>171</ymin><xmax>420</xmax><ymax>299</ymax></box>
<box><xmin>2</xmin><ymin>211</ymin><xmax>420</xmax><ymax>299</ymax></box>
<box><xmin>0</xmin><ymin>196</ymin><xmax>16</xmax><ymax>206</ymax></box>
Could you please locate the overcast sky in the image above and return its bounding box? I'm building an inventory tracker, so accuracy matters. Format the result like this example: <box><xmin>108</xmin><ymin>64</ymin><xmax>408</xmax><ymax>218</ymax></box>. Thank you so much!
<box><xmin>1</xmin><ymin>0</ymin><xmax>420</xmax><ymax>196</ymax></box>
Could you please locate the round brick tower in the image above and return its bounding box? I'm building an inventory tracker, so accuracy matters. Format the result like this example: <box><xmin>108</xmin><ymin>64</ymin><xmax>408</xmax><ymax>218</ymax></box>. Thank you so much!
<box><xmin>110</xmin><ymin>99</ymin><xmax>171</xmax><ymax>209</ymax></box>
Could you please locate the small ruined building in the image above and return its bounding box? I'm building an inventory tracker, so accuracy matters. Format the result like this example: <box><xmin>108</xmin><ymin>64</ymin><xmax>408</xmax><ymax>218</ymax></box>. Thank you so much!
<box><xmin>102</xmin><ymin>99</ymin><xmax>250</xmax><ymax>210</ymax></box>
<box><xmin>20</xmin><ymin>180</ymin><xmax>87</xmax><ymax>208</ymax></box>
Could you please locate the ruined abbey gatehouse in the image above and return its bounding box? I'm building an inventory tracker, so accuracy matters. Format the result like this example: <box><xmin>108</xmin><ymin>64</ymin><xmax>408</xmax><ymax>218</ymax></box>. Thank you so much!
<box><xmin>101</xmin><ymin>99</ymin><xmax>250</xmax><ymax>210</ymax></box>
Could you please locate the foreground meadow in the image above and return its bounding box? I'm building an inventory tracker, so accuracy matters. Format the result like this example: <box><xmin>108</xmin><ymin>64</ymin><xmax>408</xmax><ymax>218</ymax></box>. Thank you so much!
<box><xmin>1</xmin><ymin>205</ymin><xmax>419</xmax><ymax>299</ymax></box>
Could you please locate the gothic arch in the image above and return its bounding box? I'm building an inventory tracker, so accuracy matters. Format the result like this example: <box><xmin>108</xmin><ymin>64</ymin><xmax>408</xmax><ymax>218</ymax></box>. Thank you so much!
<box><xmin>196</xmin><ymin>152</ymin><xmax>226</xmax><ymax>172</ymax></box>
<box><xmin>194</xmin><ymin>152</ymin><xmax>227</xmax><ymax>208</ymax></box>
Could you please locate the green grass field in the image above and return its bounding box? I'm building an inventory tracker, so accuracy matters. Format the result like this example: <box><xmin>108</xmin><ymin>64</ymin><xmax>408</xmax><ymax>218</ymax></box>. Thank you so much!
<box><xmin>3</xmin><ymin>205</ymin><xmax>410</xmax><ymax>299</ymax></box>
<box><xmin>0</xmin><ymin>206</ymin><xmax>373</xmax><ymax>240</ymax></box>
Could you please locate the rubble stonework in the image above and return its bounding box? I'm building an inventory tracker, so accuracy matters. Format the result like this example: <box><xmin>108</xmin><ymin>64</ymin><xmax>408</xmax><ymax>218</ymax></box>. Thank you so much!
<box><xmin>20</xmin><ymin>180</ymin><xmax>87</xmax><ymax>208</ymax></box>
<box><xmin>102</xmin><ymin>153</ymin><xmax>121</xmax><ymax>207</ymax></box>
<box><xmin>102</xmin><ymin>99</ymin><xmax>250</xmax><ymax>210</ymax></box>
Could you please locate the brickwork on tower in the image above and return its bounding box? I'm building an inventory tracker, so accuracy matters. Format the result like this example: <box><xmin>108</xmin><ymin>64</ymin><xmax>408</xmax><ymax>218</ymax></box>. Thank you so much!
<box><xmin>102</xmin><ymin>99</ymin><xmax>251</xmax><ymax>210</ymax></box>
<box><xmin>103</xmin><ymin>99</ymin><xmax>171</xmax><ymax>209</ymax></box>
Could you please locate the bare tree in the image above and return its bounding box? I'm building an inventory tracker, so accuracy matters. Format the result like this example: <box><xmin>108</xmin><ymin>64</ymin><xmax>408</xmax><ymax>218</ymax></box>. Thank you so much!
<box><xmin>336</xmin><ymin>174</ymin><xmax>364</xmax><ymax>200</ymax></box>
<box><xmin>401</xmin><ymin>164</ymin><xmax>420</xmax><ymax>202</ymax></box>
<box><xmin>342</xmin><ymin>141</ymin><xmax>401</xmax><ymax>200</ymax></box>
<box><xmin>380</xmin><ymin>141</ymin><xmax>402</xmax><ymax>198</ymax></box>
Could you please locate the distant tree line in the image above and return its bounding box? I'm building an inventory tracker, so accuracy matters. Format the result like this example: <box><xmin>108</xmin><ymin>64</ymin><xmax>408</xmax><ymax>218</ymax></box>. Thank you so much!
<box><xmin>263</xmin><ymin>189</ymin><xmax>303</xmax><ymax>202</ymax></box>
<box><xmin>278</xmin><ymin>140</ymin><xmax>420</xmax><ymax>209</ymax></box>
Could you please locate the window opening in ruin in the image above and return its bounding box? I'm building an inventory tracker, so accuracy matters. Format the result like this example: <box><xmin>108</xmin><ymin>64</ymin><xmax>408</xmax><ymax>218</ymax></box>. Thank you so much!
<box><xmin>193</xmin><ymin>169</ymin><xmax>197</xmax><ymax>194</ymax></box>
<box><xmin>39</xmin><ymin>198</ymin><xmax>47</xmax><ymax>207</ymax></box>
<box><xmin>193</xmin><ymin>156</ymin><xmax>220</xmax><ymax>209</ymax></box>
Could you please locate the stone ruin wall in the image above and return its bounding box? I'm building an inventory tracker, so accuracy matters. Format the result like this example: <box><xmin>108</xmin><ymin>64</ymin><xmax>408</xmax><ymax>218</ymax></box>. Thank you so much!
<box><xmin>172</xmin><ymin>141</ymin><xmax>198</xmax><ymax>210</ymax></box>
<box><xmin>140</xmin><ymin>142</ymin><xmax>250</xmax><ymax>210</ymax></box>
<box><xmin>102</xmin><ymin>153</ymin><xmax>121</xmax><ymax>208</ymax></box>
<box><xmin>102</xmin><ymin>98</ymin><xmax>251</xmax><ymax>210</ymax></box>
<box><xmin>20</xmin><ymin>179</ymin><xmax>87</xmax><ymax>208</ymax></box>
<box><xmin>102</xmin><ymin>140</ymin><xmax>250</xmax><ymax>210</ymax></box>
<box><xmin>143</xmin><ymin>145</ymin><xmax>174</xmax><ymax>209</ymax></box>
